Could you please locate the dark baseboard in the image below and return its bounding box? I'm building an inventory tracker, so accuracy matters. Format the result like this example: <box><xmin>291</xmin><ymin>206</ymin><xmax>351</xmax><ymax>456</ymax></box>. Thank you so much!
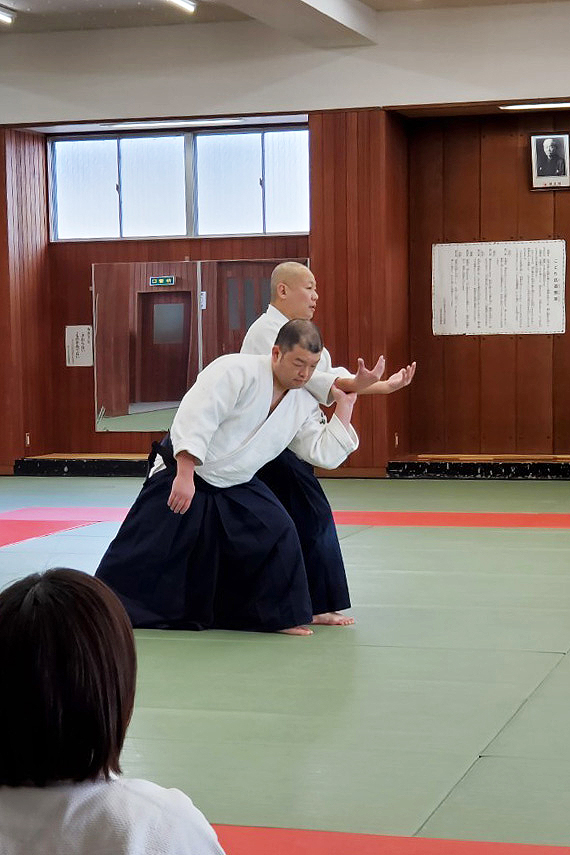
<box><xmin>14</xmin><ymin>458</ymin><xmax>147</xmax><ymax>477</ymax></box>
<box><xmin>387</xmin><ymin>460</ymin><xmax>570</xmax><ymax>480</ymax></box>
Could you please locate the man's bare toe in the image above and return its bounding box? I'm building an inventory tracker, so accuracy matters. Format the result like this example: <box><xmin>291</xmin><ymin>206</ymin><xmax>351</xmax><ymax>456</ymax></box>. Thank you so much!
<box><xmin>312</xmin><ymin>612</ymin><xmax>355</xmax><ymax>626</ymax></box>
<box><xmin>278</xmin><ymin>625</ymin><xmax>314</xmax><ymax>636</ymax></box>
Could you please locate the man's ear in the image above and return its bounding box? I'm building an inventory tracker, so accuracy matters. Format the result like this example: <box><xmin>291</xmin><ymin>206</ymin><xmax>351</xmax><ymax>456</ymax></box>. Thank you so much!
<box><xmin>276</xmin><ymin>281</ymin><xmax>288</xmax><ymax>299</ymax></box>
<box><xmin>271</xmin><ymin>345</ymin><xmax>280</xmax><ymax>362</ymax></box>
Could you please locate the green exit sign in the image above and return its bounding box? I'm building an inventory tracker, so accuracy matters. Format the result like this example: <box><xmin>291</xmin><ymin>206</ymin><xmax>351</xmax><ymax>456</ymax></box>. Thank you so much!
<box><xmin>149</xmin><ymin>275</ymin><xmax>176</xmax><ymax>286</ymax></box>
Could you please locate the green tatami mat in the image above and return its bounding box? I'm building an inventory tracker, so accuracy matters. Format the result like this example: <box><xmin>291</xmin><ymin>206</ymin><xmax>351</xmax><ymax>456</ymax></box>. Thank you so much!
<box><xmin>2</xmin><ymin>477</ymin><xmax>570</xmax><ymax>844</ymax></box>
<box><xmin>419</xmin><ymin>756</ymin><xmax>570</xmax><ymax>846</ymax></box>
<box><xmin>323</xmin><ymin>479</ymin><xmax>570</xmax><ymax>514</ymax></box>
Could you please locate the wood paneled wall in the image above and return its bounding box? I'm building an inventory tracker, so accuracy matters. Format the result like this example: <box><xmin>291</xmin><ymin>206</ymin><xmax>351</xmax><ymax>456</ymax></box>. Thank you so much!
<box><xmin>409</xmin><ymin>114</ymin><xmax>570</xmax><ymax>455</ymax></box>
<box><xmin>0</xmin><ymin>130</ymin><xmax>52</xmax><ymax>473</ymax></box>
<box><xmin>309</xmin><ymin>109</ymin><xmax>410</xmax><ymax>474</ymax></box>
<box><xmin>17</xmin><ymin>109</ymin><xmax>569</xmax><ymax>471</ymax></box>
<box><xmin>49</xmin><ymin>236</ymin><xmax>308</xmax><ymax>453</ymax></box>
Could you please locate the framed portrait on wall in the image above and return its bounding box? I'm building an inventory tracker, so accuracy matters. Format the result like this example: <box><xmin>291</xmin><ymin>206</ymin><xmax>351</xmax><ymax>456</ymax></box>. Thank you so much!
<box><xmin>530</xmin><ymin>133</ymin><xmax>570</xmax><ymax>189</ymax></box>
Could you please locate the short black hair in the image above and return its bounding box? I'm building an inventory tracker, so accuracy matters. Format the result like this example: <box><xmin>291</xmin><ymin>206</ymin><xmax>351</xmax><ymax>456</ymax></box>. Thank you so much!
<box><xmin>274</xmin><ymin>319</ymin><xmax>323</xmax><ymax>355</ymax></box>
<box><xmin>0</xmin><ymin>568</ymin><xmax>136</xmax><ymax>787</ymax></box>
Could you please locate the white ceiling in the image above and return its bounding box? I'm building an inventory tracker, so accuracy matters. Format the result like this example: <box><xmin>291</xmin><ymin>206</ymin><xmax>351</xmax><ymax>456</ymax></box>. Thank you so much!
<box><xmin>0</xmin><ymin>0</ymin><xmax>553</xmax><ymax>38</ymax></box>
<box><xmin>0</xmin><ymin>1</ymin><xmax>246</xmax><ymax>33</ymax></box>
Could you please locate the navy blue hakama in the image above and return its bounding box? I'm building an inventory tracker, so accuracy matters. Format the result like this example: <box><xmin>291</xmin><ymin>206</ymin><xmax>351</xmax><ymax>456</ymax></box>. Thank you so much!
<box><xmin>256</xmin><ymin>448</ymin><xmax>350</xmax><ymax>614</ymax></box>
<box><xmin>95</xmin><ymin>447</ymin><xmax>313</xmax><ymax>632</ymax></box>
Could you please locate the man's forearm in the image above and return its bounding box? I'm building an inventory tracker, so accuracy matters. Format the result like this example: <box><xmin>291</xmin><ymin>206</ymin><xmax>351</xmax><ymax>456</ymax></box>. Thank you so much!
<box><xmin>334</xmin><ymin>377</ymin><xmax>391</xmax><ymax>395</ymax></box>
<box><xmin>175</xmin><ymin>450</ymin><xmax>199</xmax><ymax>479</ymax></box>
<box><xmin>332</xmin><ymin>397</ymin><xmax>356</xmax><ymax>430</ymax></box>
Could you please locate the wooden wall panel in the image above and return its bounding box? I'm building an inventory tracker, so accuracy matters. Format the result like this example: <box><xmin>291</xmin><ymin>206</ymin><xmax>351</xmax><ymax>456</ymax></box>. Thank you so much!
<box><xmin>442</xmin><ymin>118</ymin><xmax>481</xmax><ymax>452</ymax></box>
<box><xmin>515</xmin><ymin>114</ymin><xmax>554</xmax><ymax>453</ymax></box>
<box><xmin>552</xmin><ymin>114</ymin><xmax>570</xmax><ymax>453</ymax></box>
<box><xmin>381</xmin><ymin>112</ymin><xmax>410</xmax><ymax>460</ymax></box>
<box><xmin>479</xmin><ymin>118</ymin><xmax>519</xmax><ymax>452</ymax></box>
<box><xmin>49</xmin><ymin>236</ymin><xmax>308</xmax><ymax>453</ymax></box>
<box><xmin>0</xmin><ymin>133</ymin><xmax>17</xmax><ymax>473</ymax></box>
<box><xmin>309</xmin><ymin>109</ymin><xmax>410</xmax><ymax>473</ymax></box>
<box><xmin>409</xmin><ymin>121</ymin><xmax>445</xmax><ymax>452</ymax></box>
<box><xmin>0</xmin><ymin>130</ymin><xmax>52</xmax><ymax>472</ymax></box>
<box><xmin>409</xmin><ymin>112</ymin><xmax>567</xmax><ymax>457</ymax></box>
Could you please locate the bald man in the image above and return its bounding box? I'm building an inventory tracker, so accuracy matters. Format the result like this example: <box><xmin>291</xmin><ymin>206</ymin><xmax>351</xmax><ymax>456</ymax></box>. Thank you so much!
<box><xmin>241</xmin><ymin>261</ymin><xmax>415</xmax><ymax>626</ymax></box>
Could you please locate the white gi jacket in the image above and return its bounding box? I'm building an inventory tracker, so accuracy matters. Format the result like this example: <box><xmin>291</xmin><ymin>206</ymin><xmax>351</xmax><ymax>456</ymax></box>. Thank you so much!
<box><xmin>0</xmin><ymin>778</ymin><xmax>225</xmax><ymax>855</ymax></box>
<box><xmin>240</xmin><ymin>305</ymin><xmax>352</xmax><ymax>405</ymax></box>
<box><xmin>154</xmin><ymin>353</ymin><xmax>358</xmax><ymax>488</ymax></box>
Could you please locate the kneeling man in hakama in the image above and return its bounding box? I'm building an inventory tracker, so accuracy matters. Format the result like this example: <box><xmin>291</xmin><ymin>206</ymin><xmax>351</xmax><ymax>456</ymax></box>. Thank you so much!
<box><xmin>95</xmin><ymin>320</ymin><xmax>358</xmax><ymax>636</ymax></box>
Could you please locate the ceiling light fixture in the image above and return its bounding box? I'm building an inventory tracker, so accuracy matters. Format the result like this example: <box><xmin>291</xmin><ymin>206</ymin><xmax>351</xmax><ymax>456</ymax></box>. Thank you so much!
<box><xmin>100</xmin><ymin>118</ymin><xmax>245</xmax><ymax>131</ymax></box>
<box><xmin>165</xmin><ymin>0</ymin><xmax>197</xmax><ymax>14</ymax></box>
<box><xmin>0</xmin><ymin>6</ymin><xmax>16</xmax><ymax>25</ymax></box>
<box><xmin>500</xmin><ymin>102</ymin><xmax>570</xmax><ymax>111</ymax></box>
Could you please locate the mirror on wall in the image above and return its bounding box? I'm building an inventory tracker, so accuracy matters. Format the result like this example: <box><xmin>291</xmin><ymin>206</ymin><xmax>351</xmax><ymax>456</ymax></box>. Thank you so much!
<box><xmin>92</xmin><ymin>258</ymin><xmax>302</xmax><ymax>431</ymax></box>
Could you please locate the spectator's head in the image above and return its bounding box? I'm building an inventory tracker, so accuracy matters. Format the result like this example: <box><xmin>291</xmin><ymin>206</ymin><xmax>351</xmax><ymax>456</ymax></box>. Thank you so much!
<box><xmin>270</xmin><ymin>261</ymin><xmax>318</xmax><ymax>321</ymax></box>
<box><xmin>0</xmin><ymin>568</ymin><xmax>136</xmax><ymax>787</ymax></box>
<box><xmin>543</xmin><ymin>138</ymin><xmax>560</xmax><ymax>159</ymax></box>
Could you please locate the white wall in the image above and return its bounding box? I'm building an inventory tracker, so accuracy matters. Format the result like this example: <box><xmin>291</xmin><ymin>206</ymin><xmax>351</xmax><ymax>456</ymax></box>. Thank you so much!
<box><xmin>1</xmin><ymin>4</ymin><xmax>569</xmax><ymax>125</ymax></box>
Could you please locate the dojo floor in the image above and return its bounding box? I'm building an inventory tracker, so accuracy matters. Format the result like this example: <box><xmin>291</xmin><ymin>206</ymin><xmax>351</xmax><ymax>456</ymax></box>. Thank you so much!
<box><xmin>1</xmin><ymin>476</ymin><xmax>570</xmax><ymax>855</ymax></box>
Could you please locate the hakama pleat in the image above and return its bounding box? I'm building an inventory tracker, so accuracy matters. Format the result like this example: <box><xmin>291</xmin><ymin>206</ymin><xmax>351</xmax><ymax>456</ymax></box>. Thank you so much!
<box><xmin>256</xmin><ymin>448</ymin><xmax>350</xmax><ymax>614</ymax></box>
<box><xmin>96</xmin><ymin>464</ymin><xmax>313</xmax><ymax>632</ymax></box>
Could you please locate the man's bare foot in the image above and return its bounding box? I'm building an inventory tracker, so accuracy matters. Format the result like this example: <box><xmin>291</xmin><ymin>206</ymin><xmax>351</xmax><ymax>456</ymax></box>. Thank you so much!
<box><xmin>278</xmin><ymin>625</ymin><xmax>314</xmax><ymax>636</ymax></box>
<box><xmin>312</xmin><ymin>612</ymin><xmax>355</xmax><ymax>626</ymax></box>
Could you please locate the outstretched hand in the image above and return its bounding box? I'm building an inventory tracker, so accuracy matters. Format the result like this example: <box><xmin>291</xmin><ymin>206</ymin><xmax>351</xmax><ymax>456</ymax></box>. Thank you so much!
<box><xmin>384</xmin><ymin>361</ymin><xmax>416</xmax><ymax>392</ymax></box>
<box><xmin>349</xmin><ymin>355</ymin><xmax>386</xmax><ymax>392</ymax></box>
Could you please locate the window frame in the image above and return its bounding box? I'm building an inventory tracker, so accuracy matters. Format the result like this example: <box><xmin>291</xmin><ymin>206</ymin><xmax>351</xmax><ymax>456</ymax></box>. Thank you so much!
<box><xmin>48</xmin><ymin>124</ymin><xmax>309</xmax><ymax>242</ymax></box>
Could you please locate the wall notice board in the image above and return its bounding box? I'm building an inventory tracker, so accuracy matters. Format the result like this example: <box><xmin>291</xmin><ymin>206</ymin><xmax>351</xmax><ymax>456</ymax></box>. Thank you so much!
<box><xmin>432</xmin><ymin>240</ymin><xmax>565</xmax><ymax>335</ymax></box>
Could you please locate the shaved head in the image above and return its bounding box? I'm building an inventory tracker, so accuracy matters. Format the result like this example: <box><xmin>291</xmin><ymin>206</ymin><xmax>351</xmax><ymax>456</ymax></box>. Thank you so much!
<box><xmin>269</xmin><ymin>261</ymin><xmax>318</xmax><ymax>321</ymax></box>
<box><xmin>270</xmin><ymin>261</ymin><xmax>311</xmax><ymax>300</ymax></box>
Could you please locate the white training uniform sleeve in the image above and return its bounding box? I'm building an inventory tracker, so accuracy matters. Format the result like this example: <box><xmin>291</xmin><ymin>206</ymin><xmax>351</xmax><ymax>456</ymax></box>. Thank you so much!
<box><xmin>288</xmin><ymin>409</ymin><xmax>359</xmax><ymax>469</ymax></box>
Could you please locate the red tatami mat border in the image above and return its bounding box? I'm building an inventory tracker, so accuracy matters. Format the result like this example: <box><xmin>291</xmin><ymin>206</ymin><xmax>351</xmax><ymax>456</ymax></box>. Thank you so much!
<box><xmin>333</xmin><ymin>511</ymin><xmax>570</xmax><ymax>528</ymax></box>
<box><xmin>0</xmin><ymin>520</ymin><xmax>92</xmax><ymax>547</ymax></box>
<box><xmin>213</xmin><ymin>826</ymin><xmax>570</xmax><ymax>855</ymax></box>
<box><xmin>2</xmin><ymin>508</ymin><xmax>570</xmax><ymax>535</ymax></box>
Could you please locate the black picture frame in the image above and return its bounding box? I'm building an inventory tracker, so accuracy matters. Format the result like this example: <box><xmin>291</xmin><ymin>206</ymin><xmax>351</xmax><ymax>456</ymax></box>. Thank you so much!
<box><xmin>530</xmin><ymin>133</ymin><xmax>570</xmax><ymax>190</ymax></box>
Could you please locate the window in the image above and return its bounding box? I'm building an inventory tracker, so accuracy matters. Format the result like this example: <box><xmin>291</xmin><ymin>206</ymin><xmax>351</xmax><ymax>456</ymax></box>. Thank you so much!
<box><xmin>49</xmin><ymin>126</ymin><xmax>309</xmax><ymax>240</ymax></box>
<box><xmin>52</xmin><ymin>139</ymin><xmax>120</xmax><ymax>240</ymax></box>
<box><xmin>120</xmin><ymin>136</ymin><xmax>187</xmax><ymax>238</ymax></box>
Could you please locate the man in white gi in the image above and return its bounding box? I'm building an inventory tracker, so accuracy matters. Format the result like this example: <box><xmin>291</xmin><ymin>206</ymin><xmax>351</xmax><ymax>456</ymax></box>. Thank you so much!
<box><xmin>241</xmin><ymin>261</ymin><xmax>416</xmax><ymax>627</ymax></box>
<box><xmin>96</xmin><ymin>320</ymin><xmax>358</xmax><ymax>637</ymax></box>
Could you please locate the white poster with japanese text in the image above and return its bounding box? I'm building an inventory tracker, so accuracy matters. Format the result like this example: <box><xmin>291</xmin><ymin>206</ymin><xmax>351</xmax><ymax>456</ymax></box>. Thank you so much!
<box><xmin>65</xmin><ymin>325</ymin><xmax>94</xmax><ymax>366</ymax></box>
<box><xmin>432</xmin><ymin>240</ymin><xmax>565</xmax><ymax>335</ymax></box>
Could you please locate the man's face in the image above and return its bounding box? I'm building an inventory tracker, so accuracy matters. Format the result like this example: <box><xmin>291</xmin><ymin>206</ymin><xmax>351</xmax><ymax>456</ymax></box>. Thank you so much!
<box><xmin>280</xmin><ymin>272</ymin><xmax>318</xmax><ymax>320</ymax></box>
<box><xmin>272</xmin><ymin>344</ymin><xmax>322</xmax><ymax>389</ymax></box>
<box><xmin>544</xmin><ymin>139</ymin><xmax>558</xmax><ymax>158</ymax></box>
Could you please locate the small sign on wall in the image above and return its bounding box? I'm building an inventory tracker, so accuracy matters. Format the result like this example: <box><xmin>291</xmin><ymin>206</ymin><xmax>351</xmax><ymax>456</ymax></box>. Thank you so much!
<box><xmin>149</xmin><ymin>275</ymin><xmax>176</xmax><ymax>286</ymax></box>
<box><xmin>66</xmin><ymin>325</ymin><xmax>93</xmax><ymax>366</ymax></box>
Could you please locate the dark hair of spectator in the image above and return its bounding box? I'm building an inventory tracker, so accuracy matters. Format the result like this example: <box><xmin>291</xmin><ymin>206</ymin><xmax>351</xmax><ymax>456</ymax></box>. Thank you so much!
<box><xmin>274</xmin><ymin>319</ymin><xmax>323</xmax><ymax>355</ymax></box>
<box><xmin>0</xmin><ymin>568</ymin><xmax>136</xmax><ymax>787</ymax></box>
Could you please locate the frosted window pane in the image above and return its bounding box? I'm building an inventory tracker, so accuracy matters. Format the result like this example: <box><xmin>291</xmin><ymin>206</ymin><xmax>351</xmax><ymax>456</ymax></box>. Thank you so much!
<box><xmin>264</xmin><ymin>130</ymin><xmax>310</xmax><ymax>233</ymax></box>
<box><xmin>120</xmin><ymin>136</ymin><xmax>186</xmax><ymax>237</ymax></box>
<box><xmin>154</xmin><ymin>303</ymin><xmax>185</xmax><ymax>344</ymax></box>
<box><xmin>196</xmin><ymin>133</ymin><xmax>263</xmax><ymax>235</ymax></box>
<box><xmin>53</xmin><ymin>140</ymin><xmax>120</xmax><ymax>239</ymax></box>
